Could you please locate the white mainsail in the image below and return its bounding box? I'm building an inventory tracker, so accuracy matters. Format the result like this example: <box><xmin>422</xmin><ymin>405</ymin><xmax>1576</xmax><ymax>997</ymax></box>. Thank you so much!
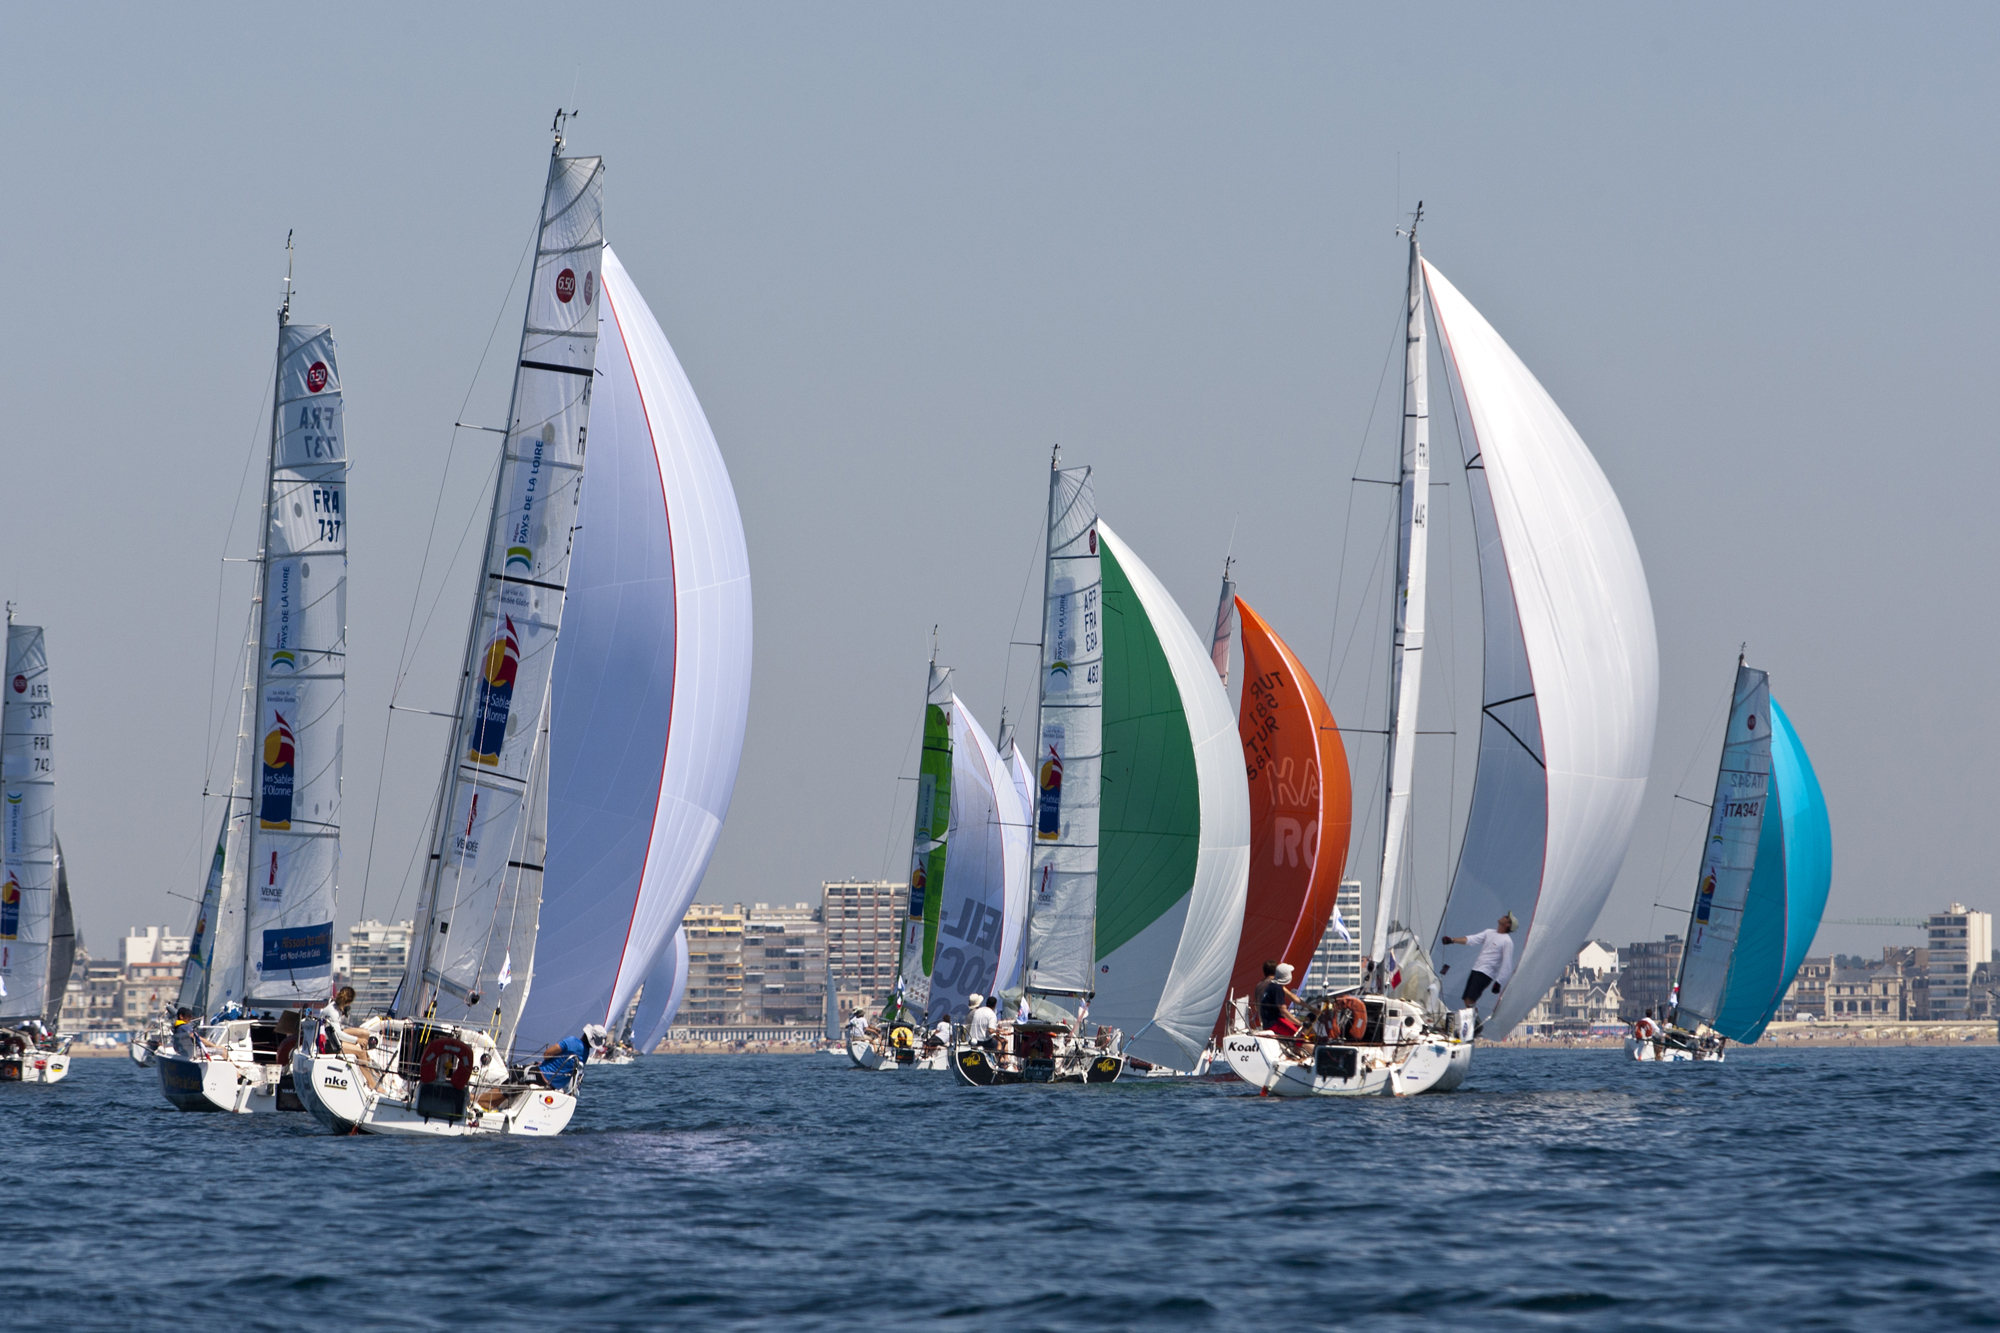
<box><xmin>399</xmin><ymin>149</ymin><xmax>604</xmax><ymax>1053</ymax></box>
<box><xmin>241</xmin><ymin>320</ymin><xmax>348</xmax><ymax>1003</ymax></box>
<box><xmin>1023</xmin><ymin>464</ymin><xmax>1102</xmax><ymax>1002</ymax></box>
<box><xmin>923</xmin><ymin>697</ymin><xmax>1015</xmax><ymax>1022</ymax></box>
<box><xmin>0</xmin><ymin>622</ymin><xmax>55</xmax><ymax>1023</ymax></box>
<box><xmin>1368</xmin><ymin>237</ymin><xmax>1433</xmax><ymax>972</ymax></box>
<box><xmin>1672</xmin><ymin>661</ymin><xmax>1772</xmax><ymax>1029</ymax></box>
<box><xmin>516</xmin><ymin>245</ymin><xmax>752</xmax><ymax>1051</ymax></box>
<box><xmin>1426</xmin><ymin>259</ymin><xmax>1658</xmax><ymax>1037</ymax></box>
<box><xmin>993</xmin><ymin>719</ymin><xmax>1032</xmax><ymax>994</ymax></box>
<box><xmin>632</xmin><ymin>923</ymin><xmax>690</xmax><ymax>1054</ymax></box>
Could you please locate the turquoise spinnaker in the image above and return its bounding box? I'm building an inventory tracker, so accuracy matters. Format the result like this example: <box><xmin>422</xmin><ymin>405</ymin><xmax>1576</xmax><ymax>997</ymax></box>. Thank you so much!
<box><xmin>1713</xmin><ymin>698</ymin><xmax>1831</xmax><ymax>1042</ymax></box>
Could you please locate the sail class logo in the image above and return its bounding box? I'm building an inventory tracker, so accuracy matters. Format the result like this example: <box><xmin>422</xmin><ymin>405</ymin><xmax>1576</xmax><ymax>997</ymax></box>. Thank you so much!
<box><xmin>305</xmin><ymin>361</ymin><xmax>329</xmax><ymax>393</ymax></box>
<box><xmin>583</xmin><ymin>271</ymin><xmax>595</xmax><ymax>306</ymax></box>
<box><xmin>260</xmin><ymin>712</ymin><xmax>296</xmax><ymax>830</ymax></box>
<box><xmin>10</xmin><ymin>674</ymin><xmax>22</xmax><ymax>693</ymax></box>
<box><xmin>555</xmin><ymin>268</ymin><xmax>577</xmax><ymax>303</ymax></box>
<box><xmin>468</xmin><ymin>617</ymin><xmax>521</xmax><ymax>765</ymax></box>
<box><xmin>506</xmin><ymin>545</ymin><xmax>534</xmax><ymax>572</ymax></box>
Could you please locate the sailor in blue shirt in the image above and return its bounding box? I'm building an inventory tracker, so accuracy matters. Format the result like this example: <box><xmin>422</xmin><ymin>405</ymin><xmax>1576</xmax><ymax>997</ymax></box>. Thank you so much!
<box><xmin>539</xmin><ymin>1035</ymin><xmax>590</xmax><ymax>1092</ymax></box>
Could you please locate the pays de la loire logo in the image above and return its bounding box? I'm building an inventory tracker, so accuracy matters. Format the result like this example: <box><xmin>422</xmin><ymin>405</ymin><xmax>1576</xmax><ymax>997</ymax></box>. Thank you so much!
<box><xmin>10</xmin><ymin>674</ymin><xmax>22</xmax><ymax>693</ymax></box>
<box><xmin>555</xmin><ymin>268</ymin><xmax>577</xmax><ymax>303</ymax></box>
<box><xmin>306</xmin><ymin>362</ymin><xmax>329</xmax><ymax>394</ymax></box>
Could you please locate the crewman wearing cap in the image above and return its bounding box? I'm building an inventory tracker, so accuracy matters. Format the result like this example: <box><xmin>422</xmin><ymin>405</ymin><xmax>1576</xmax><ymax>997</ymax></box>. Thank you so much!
<box><xmin>1258</xmin><ymin>964</ymin><xmax>1303</xmax><ymax>1037</ymax></box>
<box><xmin>1442</xmin><ymin>912</ymin><xmax>1518</xmax><ymax>1012</ymax></box>
<box><xmin>966</xmin><ymin>993</ymin><xmax>998</xmax><ymax>1048</ymax></box>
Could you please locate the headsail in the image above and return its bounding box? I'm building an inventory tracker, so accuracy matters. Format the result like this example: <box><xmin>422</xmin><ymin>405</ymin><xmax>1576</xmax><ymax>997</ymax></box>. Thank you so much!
<box><xmin>632</xmin><ymin>923</ymin><xmax>690</xmax><ymax>1055</ymax></box>
<box><xmin>175</xmin><ymin>818</ymin><xmax>228</xmax><ymax>1015</ymax></box>
<box><xmin>1217</xmin><ymin>597</ymin><xmax>1352</xmax><ymax>1032</ymax></box>
<box><xmin>517</xmin><ymin>245</ymin><xmax>752</xmax><ymax>1051</ymax></box>
<box><xmin>46</xmin><ymin>836</ymin><xmax>74</xmax><ymax>1026</ymax></box>
<box><xmin>1091</xmin><ymin>522</ymin><xmax>1250</xmax><ymax>1069</ymax></box>
<box><xmin>992</xmin><ymin>718</ymin><xmax>1032</xmax><ymax>995</ymax></box>
<box><xmin>242</xmin><ymin>319</ymin><xmax>348</xmax><ymax>1004</ymax></box>
<box><xmin>399</xmin><ymin>148</ymin><xmax>604</xmax><ymax>1054</ymax></box>
<box><xmin>1023</xmin><ymin>465</ymin><xmax>1102</xmax><ymax>1002</ymax></box>
<box><xmin>922</xmin><ymin>698</ymin><xmax>1015</xmax><ymax>1023</ymax></box>
<box><xmin>0</xmin><ymin>622</ymin><xmax>55</xmax><ymax>1024</ymax></box>
<box><xmin>1207</xmin><ymin>561</ymin><xmax>1237</xmax><ymax>686</ymax></box>
<box><xmin>1426</xmin><ymin>259</ymin><xmax>1658</xmax><ymax>1037</ymax></box>
<box><xmin>1672</xmin><ymin>660</ymin><xmax>1772</xmax><ymax>1031</ymax></box>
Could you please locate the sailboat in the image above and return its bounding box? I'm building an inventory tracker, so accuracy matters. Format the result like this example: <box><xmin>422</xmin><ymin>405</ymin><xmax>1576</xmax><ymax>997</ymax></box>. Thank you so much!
<box><xmin>294</xmin><ymin>123</ymin><xmax>603</xmax><ymax>1138</ymax></box>
<box><xmin>853</xmin><ymin>654</ymin><xmax>1027</xmax><ymax>1071</ymax></box>
<box><xmin>157</xmin><ymin>255</ymin><xmax>347</xmax><ymax>1115</ymax></box>
<box><xmin>1631</xmin><ymin>656</ymin><xmax>1831</xmax><ymax>1062</ymax></box>
<box><xmin>1</xmin><ymin>617</ymin><xmax>75</xmax><ymax>1085</ymax></box>
<box><xmin>631</xmin><ymin>923</ymin><xmax>689</xmax><ymax>1055</ymax></box>
<box><xmin>955</xmin><ymin>459</ymin><xmax>1252</xmax><ymax>1085</ymax></box>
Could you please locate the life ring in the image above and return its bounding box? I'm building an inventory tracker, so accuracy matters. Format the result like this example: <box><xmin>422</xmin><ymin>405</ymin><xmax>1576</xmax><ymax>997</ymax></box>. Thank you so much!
<box><xmin>418</xmin><ymin>1036</ymin><xmax>475</xmax><ymax>1089</ymax></box>
<box><xmin>888</xmin><ymin>1024</ymin><xmax>916</xmax><ymax>1050</ymax></box>
<box><xmin>1332</xmin><ymin>996</ymin><xmax>1369</xmax><ymax>1041</ymax></box>
<box><xmin>1634</xmin><ymin>1018</ymin><xmax>1660</xmax><ymax>1040</ymax></box>
<box><xmin>274</xmin><ymin>1036</ymin><xmax>297</xmax><ymax>1068</ymax></box>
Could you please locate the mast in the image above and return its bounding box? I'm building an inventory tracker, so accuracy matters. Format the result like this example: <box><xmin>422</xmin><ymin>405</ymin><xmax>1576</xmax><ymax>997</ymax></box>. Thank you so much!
<box><xmin>397</xmin><ymin>118</ymin><xmax>603</xmax><ymax>1053</ymax></box>
<box><xmin>1369</xmin><ymin>206</ymin><xmax>1432</xmax><ymax>982</ymax></box>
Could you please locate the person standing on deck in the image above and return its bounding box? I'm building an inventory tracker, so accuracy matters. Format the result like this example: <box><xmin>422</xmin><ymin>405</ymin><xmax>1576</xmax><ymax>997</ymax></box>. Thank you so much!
<box><xmin>1442</xmin><ymin>913</ymin><xmax>1517</xmax><ymax>1011</ymax></box>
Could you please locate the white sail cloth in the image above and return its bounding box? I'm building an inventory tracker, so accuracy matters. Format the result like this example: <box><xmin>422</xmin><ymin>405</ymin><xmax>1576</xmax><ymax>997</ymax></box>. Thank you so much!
<box><xmin>243</xmin><ymin>322</ymin><xmax>347</xmax><ymax>1003</ymax></box>
<box><xmin>514</xmin><ymin>245</ymin><xmax>752</xmax><ymax>1052</ymax></box>
<box><xmin>994</xmin><ymin>732</ymin><xmax>1033</xmax><ymax>994</ymax></box>
<box><xmin>402</xmin><ymin>152</ymin><xmax>603</xmax><ymax>1050</ymax></box>
<box><xmin>1091</xmin><ymin>523</ymin><xmax>1250</xmax><ymax>1069</ymax></box>
<box><xmin>0</xmin><ymin>625</ymin><xmax>54</xmax><ymax>1021</ymax></box>
<box><xmin>632</xmin><ymin>924</ymin><xmax>690</xmax><ymax>1054</ymax></box>
<box><xmin>919</xmin><ymin>697</ymin><xmax>1016</xmax><ymax>1023</ymax></box>
<box><xmin>1426</xmin><ymin>260</ymin><xmax>1658</xmax><ymax>1037</ymax></box>
<box><xmin>1674</xmin><ymin>664</ymin><xmax>1773</xmax><ymax>1028</ymax></box>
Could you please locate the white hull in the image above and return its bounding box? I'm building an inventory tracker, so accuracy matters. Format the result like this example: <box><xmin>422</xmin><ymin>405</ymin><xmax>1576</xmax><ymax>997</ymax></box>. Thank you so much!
<box><xmin>847</xmin><ymin>1035</ymin><xmax>948</xmax><ymax>1071</ymax></box>
<box><xmin>1219</xmin><ymin>999</ymin><xmax>1473</xmax><ymax>1097</ymax></box>
<box><xmin>4</xmin><ymin>1049</ymin><xmax>72</xmax><ymax>1084</ymax></box>
<box><xmin>1625</xmin><ymin>1036</ymin><xmax>1724</xmax><ymax>1063</ymax></box>
<box><xmin>128</xmin><ymin>1039</ymin><xmax>159</xmax><ymax>1067</ymax></box>
<box><xmin>158</xmin><ymin>1050</ymin><xmax>289</xmax><ymax>1113</ymax></box>
<box><xmin>293</xmin><ymin>1020</ymin><xmax>577</xmax><ymax>1138</ymax></box>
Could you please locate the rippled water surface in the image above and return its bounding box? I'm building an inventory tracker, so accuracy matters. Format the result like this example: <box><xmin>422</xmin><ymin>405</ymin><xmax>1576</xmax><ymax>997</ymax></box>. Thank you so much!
<box><xmin>10</xmin><ymin>1046</ymin><xmax>1998</xmax><ymax>1331</ymax></box>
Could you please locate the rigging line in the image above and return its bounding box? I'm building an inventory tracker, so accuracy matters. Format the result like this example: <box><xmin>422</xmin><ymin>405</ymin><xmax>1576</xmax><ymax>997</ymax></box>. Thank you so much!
<box><xmin>359</xmin><ymin>207</ymin><xmax>537</xmax><ymax>928</ymax></box>
<box><xmin>1322</xmin><ymin>297</ymin><xmax>1407</xmax><ymax>691</ymax></box>
<box><xmin>997</xmin><ymin>498</ymin><xmax>1046</xmax><ymax>729</ymax></box>
<box><xmin>876</xmin><ymin>711</ymin><xmax>926</xmax><ymax>884</ymax></box>
<box><xmin>1646</xmin><ymin>674</ymin><xmax>1735</xmax><ymax>940</ymax></box>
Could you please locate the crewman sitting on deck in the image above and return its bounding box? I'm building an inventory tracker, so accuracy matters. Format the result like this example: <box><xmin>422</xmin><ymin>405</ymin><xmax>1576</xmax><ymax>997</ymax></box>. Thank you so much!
<box><xmin>1259</xmin><ymin>964</ymin><xmax>1303</xmax><ymax>1037</ymax></box>
<box><xmin>539</xmin><ymin>1033</ymin><xmax>591</xmax><ymax>1093</ymax></box>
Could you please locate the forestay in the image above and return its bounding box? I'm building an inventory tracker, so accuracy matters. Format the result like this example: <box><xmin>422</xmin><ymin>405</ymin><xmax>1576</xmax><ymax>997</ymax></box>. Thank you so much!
<box><xmin>1426</xmin><ymin>260</ymin><xmax>1658</xmax><ymax>1038</ymax></box>
<box><xmin>1674</xmin><ymin>662</ymin><xmax>1772</xmax><ymax>1031</ymax></box>
<box><xmin>1091</xmin><ymin>523</ymin><xmax>1249</xmax><ymax>1069</ymax></box>
<box><xmin>243</xmin><ymin>321</ymin><xmax>347</xmax><ymax>1004</ymax></box>
<box><xmin>401</xmin><ymin>151</ymin><xmax>603</xmax><ymax>1053</ymax></box>
<box><xmin>0</xmin><ymin>625</ymin><xmax>54</xmax><ymax>1022</ymax></box>
<box><xmin>1024</xmin><ymin>466</ymin><xmax>1102</xmax><ymax>1001</ymax></box>
<box><xmin>516</xmin><ymin>246</ymin><xmax>752</xmax><ymax>1051</ymax></box>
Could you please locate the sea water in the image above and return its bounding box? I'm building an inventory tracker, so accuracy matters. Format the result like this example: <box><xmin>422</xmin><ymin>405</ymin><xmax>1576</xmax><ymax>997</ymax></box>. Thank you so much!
<box><xmin>8</xmin><ymin>1045</ymin><xmax>1996</xmax><ymax>1331</ymax></box>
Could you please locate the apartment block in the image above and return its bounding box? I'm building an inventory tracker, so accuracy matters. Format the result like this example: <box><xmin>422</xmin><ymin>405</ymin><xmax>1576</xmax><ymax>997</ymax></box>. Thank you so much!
<box><xmin>742</xmin><ymin>903</ymin><xmax>826</xmax><ymax>1027</ymax></box>
<box><xmin>681</xmin><ymin>902</ymin><xmax>746</xmax><ymax>1025</ymax></box>
<box><xmin>1617</xmin><ymin>935</ymin><xmax>1683</xmax><ymax>1021</ymax></box>
<box><xmin>1926</xmin><ymin>903</ymin><xmax>1993</xmax><ymax>1022</ymax></box>
<box><xmin>334</xmin><ymin>919</ymin><xmax>413</xmax><ymax>1019</ymax></box>
<box><xmin>822</xmin><ymin>879</ymin><xmax>906</xmax><ymax>1017</ymax></box>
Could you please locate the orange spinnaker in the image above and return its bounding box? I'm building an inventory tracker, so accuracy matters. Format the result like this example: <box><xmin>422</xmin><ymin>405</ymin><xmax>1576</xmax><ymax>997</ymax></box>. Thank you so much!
<box><xmin>1215</xmin><ymin>597</ymin><xmax>1352</xmax><ymax>1037</ymax></box>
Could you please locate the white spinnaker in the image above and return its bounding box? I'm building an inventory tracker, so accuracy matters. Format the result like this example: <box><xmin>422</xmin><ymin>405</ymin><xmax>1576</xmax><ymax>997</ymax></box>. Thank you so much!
<box><xmin>1091</xmin><ymin>523</ymin><xmax>1251</xmax><ymax>1069</ymax></box>
<box><xmin>632</xmin><ymin>924</ymin><xmax>690</xmax><ymax>1054</ymax></box>
<box><xmin>401</xmin><ymin>151</ymin><xmax>603</xmax><ymax>1053</ymax></box>
<box><xmin>924</xmin><ymin>698</ymin><xmax>1013</xmax><ymax>1021</ymax></box>
<box><xmin>243</xmin><ymin>321</ymin><xmax>347</xmax><ymax>1003</ymax></box>
<box><xmin>1024</xmin><ymin>466</ymin><xmax>1101</xmax><ymax>1000</ymax></box>
<box><xmin>516</xmin><ymin>246</ymin><xmax>752</xmax><ymax>1051</ymax></box>
<box><xmin>993</xmin><ymin>727</ymin><xmax>1032</xmax><ymax>994</ymax></box>
<box><xmin>1427</xmin><ymin>260</ymin><xmax>1658</xmax><ymax>1037</ymax></box>
<box><xmin>1673</xmin><ymin>663</ymin><xmax>1772</xmax><ymax>1028</ymax></box>
<box><xmin>1370</xmin><ymin>241</ymin><xmax>1432</xmax><ymax>968</ymax></box>
<box><xmin>0</xmin><ymin>625</ymin><xmax>54</xmax><ymax>1022</ymax></box>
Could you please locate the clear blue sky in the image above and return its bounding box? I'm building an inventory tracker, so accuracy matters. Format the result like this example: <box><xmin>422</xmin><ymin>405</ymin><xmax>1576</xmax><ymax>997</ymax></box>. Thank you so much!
<box><xmin>1</xmin><ymin>4</ymin><xmax>1991</xmax><ymax>962</ymax></box>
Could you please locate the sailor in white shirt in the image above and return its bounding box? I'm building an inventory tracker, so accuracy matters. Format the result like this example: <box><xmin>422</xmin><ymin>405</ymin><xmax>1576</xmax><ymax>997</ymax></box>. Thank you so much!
<box><xmin>844</xmin><ymin>1007</ymin><xmax>870</xmax><ymax>1043</ymax></box>
<box><xmin>1442</xmin><ymin>913</ymin><xmax>1517</xmax><ymax>1011</ymax></box>
<box><xmin>966</xmin><ymin>993</ymin><xmax>998</xmax><ymax>1048</ymax></box>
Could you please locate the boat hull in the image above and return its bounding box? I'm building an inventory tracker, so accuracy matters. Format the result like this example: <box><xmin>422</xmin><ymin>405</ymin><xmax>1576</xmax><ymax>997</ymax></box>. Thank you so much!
<box><xmin>950</xmin><ymin>1043</ymin><xmax>1124</xmax><ymax>1086</ymax></box>
<box><xmin>295</xmin><ymin>1048</ymin><xmax>578</xmax><ymax>1139</ymax></box>
<box><xmin>1625</xmin><ymin>1036</ymin><xmax>1724</xmax><ymax>1063</ymax></box>
<box><xmin>847</xmin><ymin>1035</ymin><xmax>947</xmax><ymax>1071</ymax></box>
<box><xmin>1221</xmin><ymin>1030</ymin><xmax>1470</xmax><ymax>1097</ymax></box>
<box><xmin>1</xmin><ymin>1050</ymin><xmax>71</xmax><ymax>1084</ymax></box>
<box><xmin>157</xmin><ymin>1051</ymin><xmax>289</xmax><ymax>1113</ymax></box>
